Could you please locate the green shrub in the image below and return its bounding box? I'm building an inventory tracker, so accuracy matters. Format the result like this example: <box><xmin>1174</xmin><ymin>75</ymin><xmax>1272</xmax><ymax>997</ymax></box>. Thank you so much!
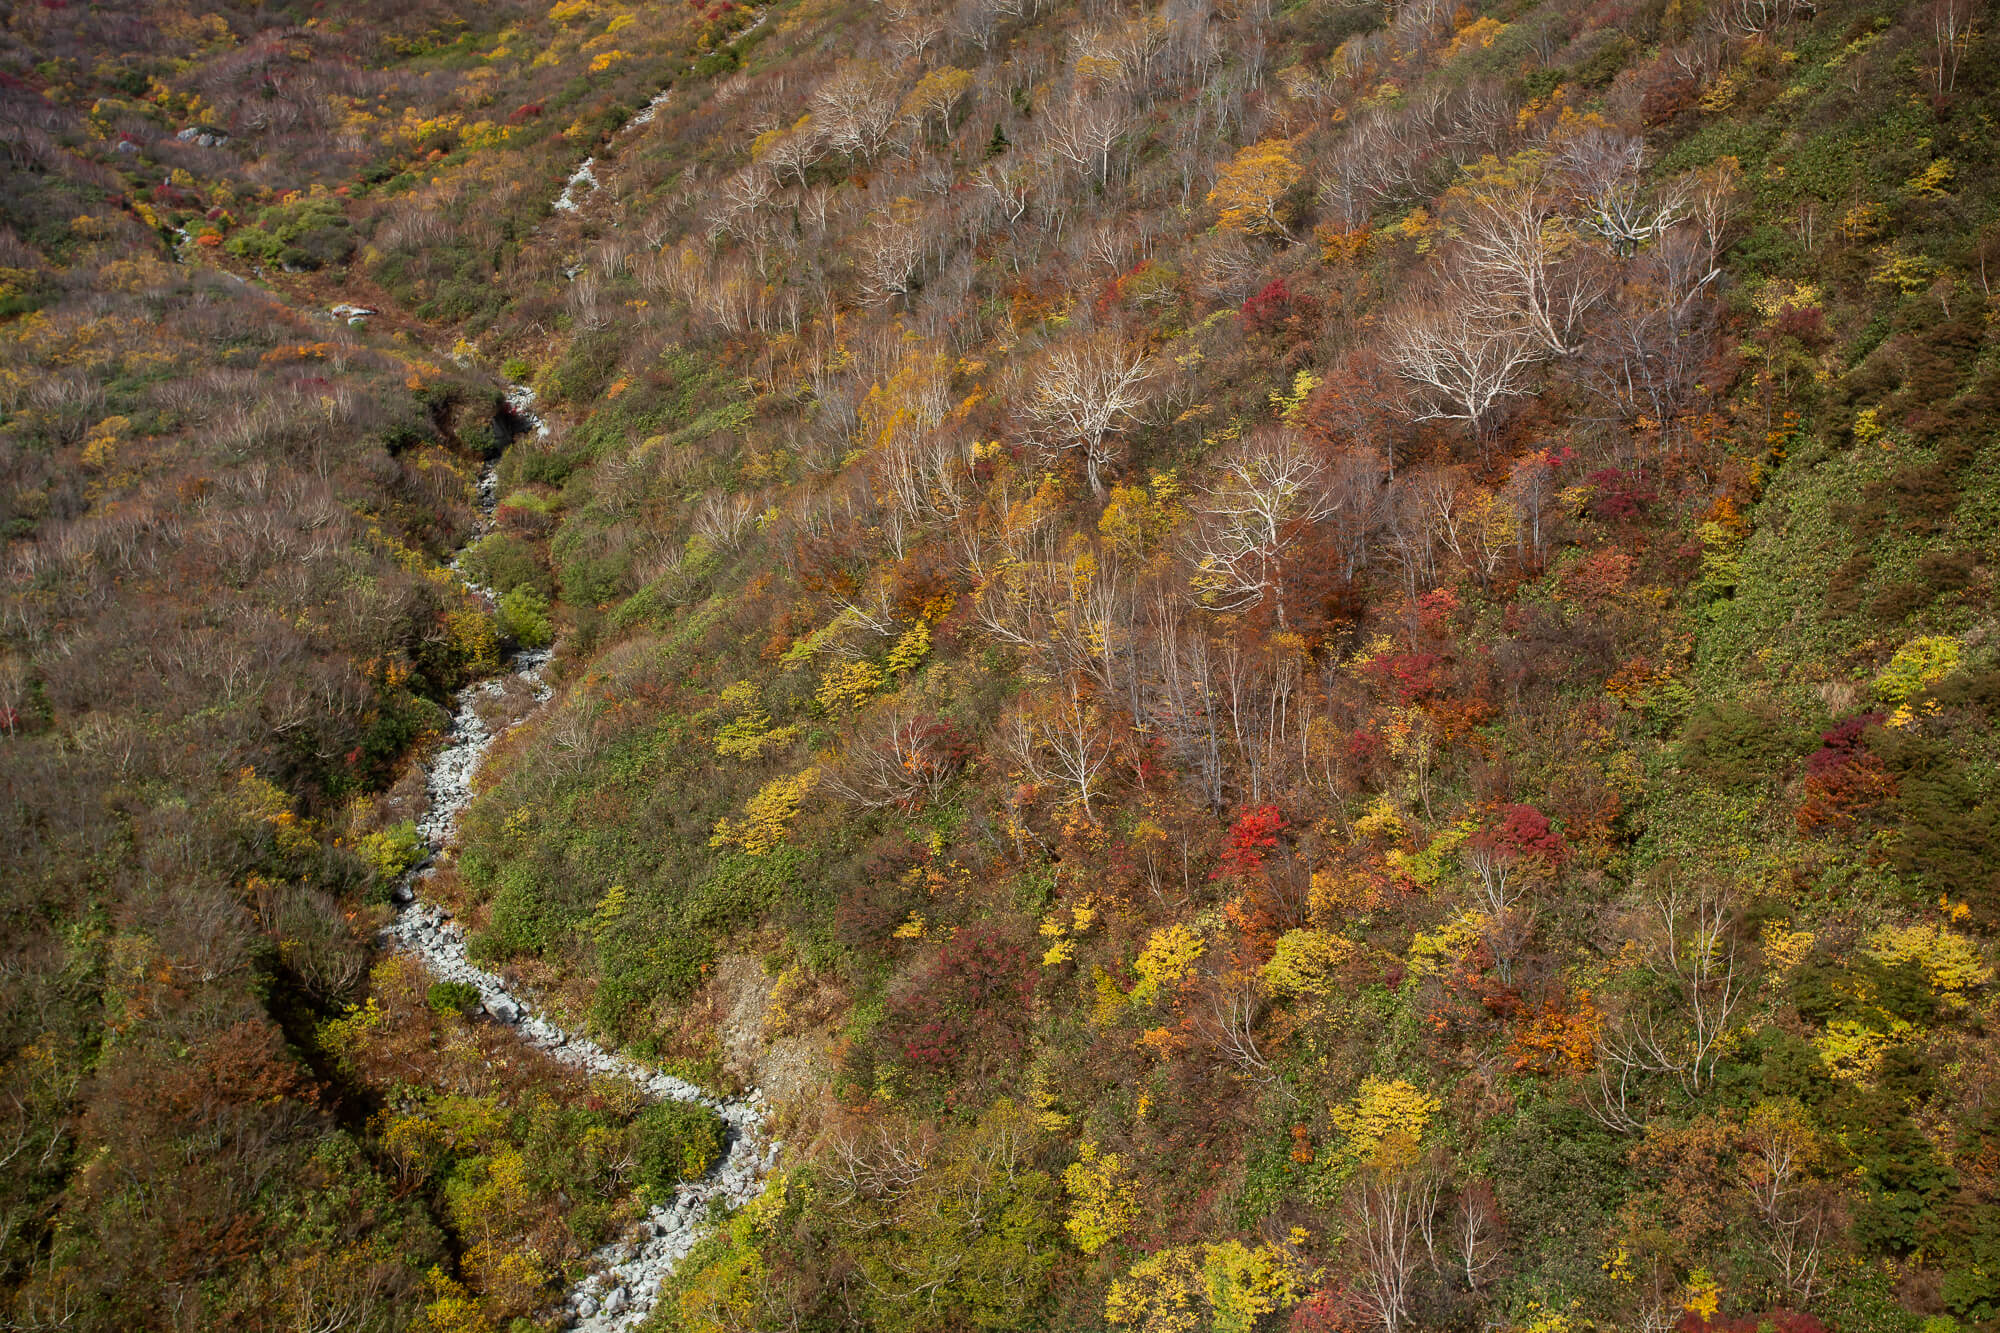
<box><xmin>353</xmin><ymin>689</ymin><xmax>448</xmax><ymax>791</ymax></box>
<box><xmin>420</xmin><ymin>277</ymin><xmax>502</xmax><ymax>326</ymax></box>
<box><xmin>380</xmin><ymin>418</ymin><xmax>433</xmax><ymax>455</ymax></box>
<box><xmin>568</xmin><ymin>1200</ymin><xmax>614</xmax><ymax>1249</ymax></box>
<box><xmin>690</xmin><ymin>48</ymin><xmax>739</xmax><ymax>79</ymax></box>
<box><xmin>544</xmin><ymin>328</ymin><xmax>626</xmax><ymax>404</ymax></box>
<box><xmin>224</xmin><ymin>198</ymin><xmax>356</xmax><ymax>270</ymax></box>
<box><xmin>1822</xmin><ymin>1263</ymin><xmax>1926</xmax><ymax>1332</ymax></box>
<box><xmin>458</xmin><ymin>418</ymin><xmax>500</xmax><ymax>458</ymax></box>
<box><xmin>1678</xmin><ymin>698</ymin><xmax>1807</xmax><ymax>787</ymax></box>
<box><xmin>508</xmin><ymin>437</ymin><xmax>588</xmax><ymax>487</ymax></box>
<box><xmin>1749</xmin><ymin>1028</ymin><xmax>1836</xmax><ymax>1106</ymax></box>
<box><xmin>481</xmin><ymin>863</ymin><xmax>582</xmax><ymax>959</ymax></box>
<box><xmin>631</xmin><ymin>1100</ymin><xmax>727</xmax><ymax>1201</ymax></box>
<box><xmin>427</xmin><ymin>981</ymin><xmax>481</xmax><ymax>1015</ymax></box>
<box><xmin>1869</xmin><ymin>727</ymin><xmax>2000</xmax><ymax>913</ymax></box>
<box><xmin>553</xmin><ymin>520</ymin><xmax>637</xmax><ymax>607</ymax></box>
<box><xmin>1843</xmin><ymin>1091</ymin><xmax>1953</xmax><ymax>1255</ymax></box>
<box><xmin>495</xmin><ymin>488</ymin><xmax>557</xmax><ymax>522</ymax></box>
<box><xmin>1570</xmin><ymin>33</ymin><xmax>1635</xmax><ymax>85</ymax></box>
<box><xmin>497</xmin><ymin>585</ymin><xmax>553</xmax><ymax>648</ymax></box>
<box><xmin>357</xmin><ymin>820</ymin><xmax>423</xmax><ymax>882</ymax></box>
<box><xmin>1489</xmin><ymin>1106</ymin><xmax>1626</xmax><ymax>1302</ymax></box>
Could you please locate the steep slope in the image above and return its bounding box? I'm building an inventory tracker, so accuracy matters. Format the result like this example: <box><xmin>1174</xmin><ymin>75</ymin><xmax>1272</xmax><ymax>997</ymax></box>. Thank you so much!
<box><xmin>0</xmin><ymin>1</ymin><xmax>761</xmax><ymax>1327</ymax></box>
<box><xmin>421</xmin><ymin>0</ymin><xmax>2000</xmax><ymax>1328</ymax></box>
<box><xmin>5</xmin><ymin>0</ymin><xmax>2000</xmax><ymax>1329</ymax></box>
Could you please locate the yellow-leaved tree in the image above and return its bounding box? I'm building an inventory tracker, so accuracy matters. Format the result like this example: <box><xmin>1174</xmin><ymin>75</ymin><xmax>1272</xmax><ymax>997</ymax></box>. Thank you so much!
<box><xmin>1208</xmin><ymin>139</ymin><xmax>1303</xmax><ymax>241</ymax></box>
<box><xmin>1261</xmin><ymin>928</ymin><xmax>1356</xmax><ymax>1006</ymax></box>
<box><xmin>1105</xmin><ymin>1240</ymin><xmax>1311</xmax><ymax>1333</ymax></box>
<box><xmin>900</xmin><ymin>67</ymin><xmax>974</xmax><ymax>137</ymax></box>
<box><xmin>711</xmin><ymin>767</ymin><xmax>818</xmax><ymax>855</ymax></box>
<box><xmin>1331</xmin><ymin>1077</ymin><xmax>1439</xmax><ymax>1169</ymax></box>
<box><xmin>1864</xmin><ymin>922</ymin><xmax>1992</xmax><ymax>1004</ymax></box>
<box><xmin>1062</xmin><ymin>1140</ymin><xmax>1138</xmax><ymax>1253</ymax></box>
<box><xmin>1129</xmin><ymin>923</ymin><xmax>1204</xmax><ymax>1006</ymax></box>
<box><xmin>674</xmin><ymin>1178</ymin><xmax>790</xmax><ymax>1333</ymax></box>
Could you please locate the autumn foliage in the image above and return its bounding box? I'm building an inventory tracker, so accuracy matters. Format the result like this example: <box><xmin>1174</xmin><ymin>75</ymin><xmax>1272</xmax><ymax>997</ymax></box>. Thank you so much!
<box><xmin>8</xmin><ymin>0</ymin><xmax>2000</xmax><ymax>1326</ymax></box>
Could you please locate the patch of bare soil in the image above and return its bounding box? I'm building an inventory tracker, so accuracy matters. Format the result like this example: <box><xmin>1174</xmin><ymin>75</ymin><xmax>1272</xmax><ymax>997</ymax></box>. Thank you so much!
<box><xmin>708</xmin><ymin>952</ymin><xmax>836</xmax><ymax>1122</ymax></box>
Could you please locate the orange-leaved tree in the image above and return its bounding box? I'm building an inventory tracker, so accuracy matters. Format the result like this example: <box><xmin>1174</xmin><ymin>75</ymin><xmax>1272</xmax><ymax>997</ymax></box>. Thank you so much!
<box><xmin>1209</xmin><ymin>138</ymin><xmax>1304</xmax><ymax>242</ymax></box>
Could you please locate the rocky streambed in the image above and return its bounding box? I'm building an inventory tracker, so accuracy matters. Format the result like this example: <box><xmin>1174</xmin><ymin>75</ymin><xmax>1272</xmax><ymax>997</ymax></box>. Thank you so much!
<box><xmin>384</xmin><ymin>402</ymin><xmax>775</xmax><ymax>1330</ymax></box>
<box><xmin>377</xmin><ymin>48</ymin><xmax>788</xmax><ymax>1318</ymax></box>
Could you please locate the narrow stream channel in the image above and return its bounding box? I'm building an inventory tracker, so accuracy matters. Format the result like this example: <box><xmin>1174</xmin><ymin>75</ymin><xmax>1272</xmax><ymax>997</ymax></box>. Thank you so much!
<box><xmin>384</xmin><ymin>387</ymin><xmax>777</xmax><ymax>1330</ymax></box>
<box><xmin>365</xmin><ymin>42</ymin><xmax>784</xmax><ymax>1319</ymax></box>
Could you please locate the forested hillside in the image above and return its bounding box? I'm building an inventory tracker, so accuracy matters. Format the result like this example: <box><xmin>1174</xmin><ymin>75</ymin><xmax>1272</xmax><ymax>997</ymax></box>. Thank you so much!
<box><xmin>3</xmin><ymin>0</ymin><xmax>1999</xmax><ymax>1328</ymax></box>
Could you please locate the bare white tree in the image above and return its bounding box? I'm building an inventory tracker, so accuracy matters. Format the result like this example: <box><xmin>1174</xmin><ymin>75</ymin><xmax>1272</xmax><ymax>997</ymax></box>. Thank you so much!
<box><xmin>267</xmin><ymin>887</ymin><xmax>366</xmax><ymax>1004</ymax></box>
<box><xmin>710</xmin><ymin>165</ymin><xmax>778</xmax><ymax>244</ymax></box>
<box><xmin>1502</xmin><ymin>448</ymin><xmax>1561</xmax><ymax>568</ymax></box>
<box><xmin>1344</xmin><ymin>1161</ymin><xmax>1444</xmax><ymax>1333</ymax></box>
<box><xmin>565</xmin><ymin>271</ymin><xmax>609</xmax><ymax>331</ymax></box>
<box><xmin>1040</xmin><ymin>93</ymin><xmax>1128</xmax><ymax>187</ymax></box>
<box><xmin>0</xmin><ymin>654</ymin><xmax>30</xmax><ymax>735</ymax></box>
<box><xmin>949</xmin><ymin>0</ymin><xmax>1003</xmax><ymax>51</ymax></box>
<box><xmin>824</xmin><ymin>712</ymin><xmax>966</xmax><ymax>811</ymax></box>
<box><xmin>1192</xmin><ymin>968</ymin><xmax>1277</xmax><ymax>1082</ymax></box>
<box><xmin>1464</xmin><ymin>841</ymin><xmax>1522</xmax><ymax>918</ymax></box>
<box><xmin>825</xmin><ymin>1120</ymin><xmax>934</xmax><ymax>1214</ymax></box>
<box><xmin>887</xmin><ymin>12</ymin><xmax>946</xmax><ymax>61</ymax></box>
<box><xmin>1022</xmin><ymin>332</ymin><xmax>1155</xmax><ymax>498</ymax></box>
<box><xmin>974</xmin><ymin>158</ymin><xmax>1034</xmax><ymax>224</ymax></box>
<box><xmin>1184</xmin><ymin>431</ymin><xmax>1331</xmax><ymax>627</ymax></box>
<box><xmin>799</xmin><ymin>182</ymin><xmax>836</xmax><ymax>233</ymax></box>
<box><xmin>972</xmin><ymin>529</ymin><xmax>1129</xmax><ymax>693</ymax></box>
<box><xmin>857</xmin><ymin>211</ymin><xmax>926</xmax><ymax>306</ymax></box>
<box><xmin>1716</xmin><ymin>0</ymin><xmax>1814</xmax><ymax>36</ymax></box>
<box><xmin>1004</xmin><ymin>677</ymin><xmax>1116</xmax><ymax>817</ymax></box>
<box><xmin>1321</xmin><ymin>447</ymin><xmax>1390</xmax><ymax>577</ymax></box>
<box><xmin>282</xmin><ymin>1254</ymin><xmax>394</xmax><ymax>1333</ymax></box>
<box><xmin>1655</xmin><ymin>883</ymin><xmax>1747</xmax><ymax>1095</ymax></box>
<box><xmin>1316</xmin><ymin>81</ymin><xmax>1512</xmax><ymax>229</ymax></box>
<box><xmin>544</xmin><ymin>697</ymin><xmax>603</xmax><ymax>783</ymax></box>
<box><xmin>1453</xmin><ymin>1183</ymin><xmax>1503</xmax><ymax>1291</ymax></box>
<box><xmin>1383</xmin><ymin>292</ymin><xmax>1540</xmax><ymax>442</ymax></box>
<box><xmin>1558</xmin><ymin>128</ymin><xmax>1687</xmax><ymax>257</ymax></box>
<box><xmin>1579</xmin><ymin>157</ymin><xmax>1738</xmax><ymax>428</ymax></box>
<box><xmin>762</xmin><ymin>124</ymin><xmax>826</xmax><ymax>187</ymax></box>
<box><xmin>812</xmin><ymin>68</ymin><xmax>898</xmax><ymax>160</ymax></box>
<box><xmin>1742</xmin><ymin>1103</ymin><xmax>1834</xmax><ymax>1304</ymax></box>
<box><xmin>1587</xmin><ymin>883</ymin><xmax>1750</xmax><ymax>1130</ymax></box>
<box><xmin>693</xmin><ymin>491</ymin><xmax>758</xmax><ymax>550</ymax></box>
<box><xmin>1451</xmin><ymin>154</ymin><xmax>1608</xmax><ymax>357</ymax></box>
<box><xmin>1930</xmin><ymin>0</ymin><xmax>1975</xmax><ymax>92</ymax></box>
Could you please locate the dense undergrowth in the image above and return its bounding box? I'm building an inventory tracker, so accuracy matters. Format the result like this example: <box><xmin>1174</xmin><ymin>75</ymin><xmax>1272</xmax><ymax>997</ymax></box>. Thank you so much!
<box><xmin>5</xmin><ymin>0</ymin><xmax>2000</xmax><ymax>1328</ymax></box>
<box><xmin>0</xmin><ymin>0</ymin><xmax>732</xmax><ymax>1327</ymax></box>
